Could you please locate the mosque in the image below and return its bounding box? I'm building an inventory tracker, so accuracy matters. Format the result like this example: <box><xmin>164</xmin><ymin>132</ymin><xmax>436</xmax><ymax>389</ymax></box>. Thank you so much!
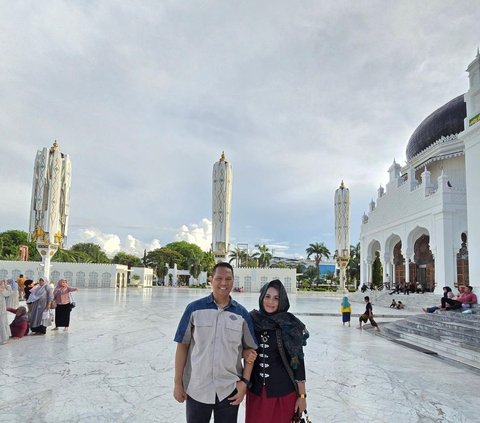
<box><xmin>360</xmin><ymin>51</ymin><xmax>480</xmax><ymax>295</ymax></box>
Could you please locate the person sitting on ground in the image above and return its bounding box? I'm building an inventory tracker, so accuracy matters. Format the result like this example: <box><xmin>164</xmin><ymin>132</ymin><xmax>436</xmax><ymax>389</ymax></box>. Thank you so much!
<box><xmin>423</xmin><ymin>286</ymin><xmax>453</xmax><ymax>313</ymax></box>
<box><xmin>361</xmin><ymin>283</ymin><xmax>368</xmax><ymax>293</ymax></box>
<box><xmin>396</xmin><ymin>301</ymin><xmax>405</xmax><ymax>310</ymax></box>
<box><xmin>7</xmin><ymin>306</ymin><xmax>29</xmax><ymax>339</ymax></box>
<box><xmin>441</xmin><ymin>286</ymin><xmax>476</xmax><ymax>310</ymax></box>
<box><xmin>389</xmin><ymin>299</ymin><xmax>397</xmax><ymax>308</ymax></box>
<box><xmin>389</xmin><ymin>282</ymin><xmax>401</xmax><ymax>295</ymax></box>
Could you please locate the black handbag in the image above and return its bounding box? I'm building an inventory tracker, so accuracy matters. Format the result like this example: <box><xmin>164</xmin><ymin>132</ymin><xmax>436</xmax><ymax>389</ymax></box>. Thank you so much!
<box><xmin>292</xmin><ymin>410</ymin><xmax>311</xmax><ymax>423</ymax></box>
<box><xmin>69</xmin><ymin>293</ymin><xmax>76</xmax><ymax>309</ymax></box>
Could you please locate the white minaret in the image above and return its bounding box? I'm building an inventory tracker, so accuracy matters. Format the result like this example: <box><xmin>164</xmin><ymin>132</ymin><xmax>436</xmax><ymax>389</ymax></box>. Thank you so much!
<box><xmin>335</xmin><ymin>180</ymin><xmax>350</xmax><ymax>291</ymax></box>
<box><xmin>29</xmin><ymin>141</ymin><xmax>72</xmax><ymax>279</ymax></box>
<box><xmin>463</xmin><ymin>49</ymin><xmax>480</xmax><ymax>292</ymax></box>
<box><xmin>212</xmin><ymin>152</ymin><xmax>232</xmax><ymax>263</ymax></box>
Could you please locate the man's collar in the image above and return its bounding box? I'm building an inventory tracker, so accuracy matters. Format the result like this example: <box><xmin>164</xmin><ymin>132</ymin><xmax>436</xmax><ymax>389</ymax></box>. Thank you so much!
<box><xmin>209</xmin><ymin>293</ymin><xmax>235</xmax><ymax>309</ymax></box>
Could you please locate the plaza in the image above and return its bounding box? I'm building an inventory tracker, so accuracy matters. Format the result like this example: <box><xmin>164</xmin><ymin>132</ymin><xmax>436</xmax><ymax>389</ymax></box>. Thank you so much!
<box><xmin>1</xmin><ymin>288</ymin><xmax>478</xmax><ymax>423</ymax></box>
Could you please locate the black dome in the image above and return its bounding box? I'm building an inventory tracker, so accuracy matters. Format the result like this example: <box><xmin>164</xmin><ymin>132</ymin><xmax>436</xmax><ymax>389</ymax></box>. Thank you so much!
<box><xmin>406</xmin><ymin>95</ymin><xmax>466</xmax><ymax>161</ymax></box>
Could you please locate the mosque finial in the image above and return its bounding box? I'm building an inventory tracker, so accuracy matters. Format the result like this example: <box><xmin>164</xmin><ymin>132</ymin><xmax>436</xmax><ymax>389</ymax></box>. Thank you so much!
<box><xmin>220</xmin><ymin>151</ymin><xmax>225</xmax><ymax>161</ymax></box>
<box><xmin>340</xmin><ymin>180</ymin><xmax>344</xmax><ymax>189</ymax></box>
<box><xmin>50</xmin><ymin>140</ymin><xmax>59</xmax><ymax>152</ymax></box>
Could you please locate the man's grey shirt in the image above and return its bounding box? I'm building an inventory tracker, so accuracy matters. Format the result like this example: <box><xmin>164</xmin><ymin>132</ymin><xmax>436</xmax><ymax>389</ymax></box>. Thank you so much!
<box><xmin>174</xmin><ymin>294</ymin><xmax>258</xmax><ymax>403</ymax></box>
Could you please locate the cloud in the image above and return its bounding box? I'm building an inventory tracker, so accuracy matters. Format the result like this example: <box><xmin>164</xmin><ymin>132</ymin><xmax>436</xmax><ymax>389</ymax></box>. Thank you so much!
<box><xmin>175</xmin><ymin>219</ymin><xmax>212</xmax><ymax>252</ymax></box>
<box><xmin>75</xmin><ymin>228</ymin><xmax>161</xmax><ymax>257</ymax></box>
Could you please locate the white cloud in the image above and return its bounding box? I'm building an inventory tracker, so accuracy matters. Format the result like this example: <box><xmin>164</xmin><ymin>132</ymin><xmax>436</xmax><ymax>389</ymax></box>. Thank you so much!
<box><xmin>175</xmin><ymin>219</ymin><xmax>212</xmax><ymax>252</ymax></box>
<box><xmin>75</xmin><ymin>228</ymin><xmax>161</xmax><ymax>258</ymax></box>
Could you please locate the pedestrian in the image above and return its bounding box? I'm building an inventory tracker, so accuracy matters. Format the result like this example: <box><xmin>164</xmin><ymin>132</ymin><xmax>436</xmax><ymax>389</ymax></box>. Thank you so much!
<box><xmin>52</xmin><ymin>279</ymin><xmax>79</xmax><ymax>331</ymax></box>
<box><xmin>6</xmin><ymin>279</ymin><xmax>19</xmax><ymax>309</ymax></box>
<box><xmin>358</xmin><ymin>296</ymin><xmax>379</xmax><ymax>330</ymax></box>
<box><xmin>340</xmin><ymin>296</ymin><xmax>351</xmax><ymax>326</ymax></box>
<box><xmin>17</xmin><ymin>274</ymin><xmax>26</xmax><ymax>300</ymax></box>
<box><xmin>173</xmin><ymin>262</ymin><xmax>258</xmax><ymax>423</ymax></box>
<box><xmin>26</xmin><ymin>277</ymin><xmax>54</xmax><ymax>335</ymax></box>
<box><xmin>7</xmin><ymin>306</ymin><xmax>29</xmax><ymax>339</ymax></box>
<box><xmin>0</xmin><ymin>280</ymin><xmax>13</xmax><ymax>344</ymax></box>
<box><xmin>245</xmin><ymin>279</ymin><xmax>309</xmax><ymax>423</ymax></box>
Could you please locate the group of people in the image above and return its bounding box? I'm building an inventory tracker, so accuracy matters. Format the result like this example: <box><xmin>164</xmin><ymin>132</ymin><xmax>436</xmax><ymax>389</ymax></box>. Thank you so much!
<box><xmin>423</xmin><ymin>285</ymin><xmax>477</xmax><ymax>313</ymax></box>
<box><xmin>389</xmin><ymin>279</ymin><xmax>425</xmax><ymax>295</ymax></box>
<box><xmin>173</xmin><ymin>262</ymin><xmax>309</xmax><ymax>423</ymax></box>
<box><xmin>0</xmin><ymin>275</ymin><xmax>78</xmax><ymax>344</ymax></box>
<box><xmin>389</xmin><ymin>299</ymin><xmax>405</xmax><ymax>309</ymax></box>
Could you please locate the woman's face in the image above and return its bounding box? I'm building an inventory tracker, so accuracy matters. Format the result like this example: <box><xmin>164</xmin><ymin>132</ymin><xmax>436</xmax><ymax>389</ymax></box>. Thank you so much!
<box><xmin>263</xmin><ymin>287</ymin><xmax>280</xmax><ymax>314</ymax></box>
<box><xmin>60</xmin><ymin>280</ymin><xmax>67</xmax><ymax>287</ymax></box>
<box><xmin>39</xmin><ymin>278</ymin><xmax>46</xmax><ymax>286</ymax></box>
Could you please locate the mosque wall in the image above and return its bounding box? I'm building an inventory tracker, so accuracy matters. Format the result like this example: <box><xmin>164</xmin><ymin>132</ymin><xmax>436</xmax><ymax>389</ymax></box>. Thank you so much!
<box><xmin>233</xmin><ymin>267</ymin><xmax>297</xmax><ymax>293</ymax></box>
<box><xmin>0</xmin><ymin>260</ymin><xmax>151</xmax><ymax>288</ymax></box>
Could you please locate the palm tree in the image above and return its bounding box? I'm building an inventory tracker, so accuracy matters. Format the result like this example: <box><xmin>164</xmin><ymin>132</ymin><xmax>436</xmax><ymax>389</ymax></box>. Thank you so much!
<box><xmin>228</xmin><ymin>247</ymin><xmax>248</xmax><ymax>267</ymax></box>
<box><xmin>253</xmin><ymin>244</ymin><xmax>273</xmax><ymax>268</ymax></box>
<box><xmin>305</xmin><ymin>242</ymin><xmax>330</xmax><ymax>282</ymax></box>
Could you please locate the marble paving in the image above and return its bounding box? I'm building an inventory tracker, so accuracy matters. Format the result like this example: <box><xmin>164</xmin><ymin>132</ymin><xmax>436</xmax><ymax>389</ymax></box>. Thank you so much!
<box><xmin>1</xmin><ymin>288</ymin><xmax>479</xmax><ymax>423</ymax></box>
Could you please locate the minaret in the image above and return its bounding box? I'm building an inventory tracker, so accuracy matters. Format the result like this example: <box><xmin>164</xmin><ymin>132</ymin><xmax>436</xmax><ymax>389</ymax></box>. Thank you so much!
<box><xmin>29</xmin><ymin>141</ymin><xmax>72</xmax><ymax>279</ymax></box>
<box><xmin>334</xmin><ymin>180</ymin><xmax>350</xmax><ymax>292</ymax></box>
<box><xmin>212</xmin><ymin>152</ymin><xmax>232</xmax><ymax>263</ymax></box>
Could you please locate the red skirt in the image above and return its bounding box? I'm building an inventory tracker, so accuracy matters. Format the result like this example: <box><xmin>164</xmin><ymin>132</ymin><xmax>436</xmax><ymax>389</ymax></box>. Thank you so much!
<box><xmin>245</xmin><ymin>386</ymin><xmax>297</xmax><ymax>423</ymax></box>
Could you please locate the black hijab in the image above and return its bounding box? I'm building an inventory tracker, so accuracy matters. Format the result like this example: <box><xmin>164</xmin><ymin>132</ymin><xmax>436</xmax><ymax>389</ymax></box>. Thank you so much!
<box><xmin>251</xmin><ymin>279</ymin><xmax>309</xmax><ymax>369</ymax></box>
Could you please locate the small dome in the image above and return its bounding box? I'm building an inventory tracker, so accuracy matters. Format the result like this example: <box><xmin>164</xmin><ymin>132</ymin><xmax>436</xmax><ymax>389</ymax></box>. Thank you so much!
<box><xmin>406</xmin><ymin>95</ymin><xmax>466</xmax><ymax>161</ymax></box>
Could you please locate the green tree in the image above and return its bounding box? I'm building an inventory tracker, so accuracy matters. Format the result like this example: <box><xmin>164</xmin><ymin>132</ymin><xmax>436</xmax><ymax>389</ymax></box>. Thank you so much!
<box><xmin>165</xmin><ymin>241</ymin><xmax>205</xmax><ymax>269</ymax></box>
<box><xmin>0</xmin><ymin>230</ymin><xmax>40</xmax><ymax>261</ymax></box>
<box><xmin>347</xmin><ymin>242</ymin><xmax>361</xmax><ymax>286</ymax></box>
<box><xmin>229</xmin><ymin>247</ymin><xmax>248</xmax><ymax>267</ymax></box>
<box><xmin>53</xmin><ymin>248</ymin><xmax>92</xmax><ymax>263</ymax></box>
<box><xmin>252</xmin><ymin>244</ymin><xmax>273</xmax><ymax>268</ymax></box>
<box><xmin>372</xmin><ymin>251</ymin><xmax>383</xmax><ymax>287</ymax></box>
<box><xmin>112</xmin><ymin>252</ymin><xmax>143</xmax><ymax>267</ymax></box>
<box><xmin>145</xmin><ymin>247</ymin><xmax>184</xmax><ymax>279</ymax></box>
<box><xmin>70</xmin><ymin>243</ymin><xmax>111</xmax><ymax>263</ymax></box>
<box><xmin>305</xmin><ymin>242</ymin><xmax>330</xmax><ymax>282</ymax></box>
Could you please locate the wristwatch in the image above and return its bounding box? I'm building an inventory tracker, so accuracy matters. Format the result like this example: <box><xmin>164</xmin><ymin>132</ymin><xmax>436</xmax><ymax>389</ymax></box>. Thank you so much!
<box><xmin>238</xmin><ymin>376</ymin><xmax>252</xmax><ymax>388</ymax></box>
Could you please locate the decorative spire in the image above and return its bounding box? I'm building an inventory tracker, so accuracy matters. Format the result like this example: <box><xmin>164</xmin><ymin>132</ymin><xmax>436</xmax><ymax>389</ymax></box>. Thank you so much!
<box><xmin>340</xmin><ymin>180</ymin><xmax>344</xmax><ymax>189</ymax></box>
<box><xmin>220</xmin><ymin>151</ymin><xmax>225</xmax><ymax>161</ymax></box>
<box><xmin>50</xmin><ymin>140</ymin><xmax>59</xmax><ymax>153</ymax></box>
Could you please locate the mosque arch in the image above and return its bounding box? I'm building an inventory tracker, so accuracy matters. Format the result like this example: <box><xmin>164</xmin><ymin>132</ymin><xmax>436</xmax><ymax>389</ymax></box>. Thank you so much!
<box><xmin>413</xmin><ymin>233</ymin><xmax>435</xmax><ymax>292</ymax></box>
<box><xmin>384</xmin><ymin>234</ymin><xmax>402</xmax><ymax>287</ymax></box>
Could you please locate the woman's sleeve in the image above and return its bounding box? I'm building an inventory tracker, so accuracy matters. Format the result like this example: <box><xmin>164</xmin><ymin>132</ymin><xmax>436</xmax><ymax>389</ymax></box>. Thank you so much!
<box><xmin>293</xmin><ymin>357</ymin><xmax>306</xmax><ymax>382</ymax></box>
<box><xmin>67</xmin><ymin>287</ymin><xmax>77</xmax><ymax>292</ymax></box>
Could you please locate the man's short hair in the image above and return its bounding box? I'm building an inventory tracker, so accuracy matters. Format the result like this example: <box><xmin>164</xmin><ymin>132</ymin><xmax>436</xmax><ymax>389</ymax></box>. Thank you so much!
<box><xmin>212</xmin><ymin>262</ymin><xmax>234</xmax><ymax>277</ymax></box>
<box><xmin>364</xmin><ymin>296</ymin><xmax>370</xmax><ymax>301</ymax></box>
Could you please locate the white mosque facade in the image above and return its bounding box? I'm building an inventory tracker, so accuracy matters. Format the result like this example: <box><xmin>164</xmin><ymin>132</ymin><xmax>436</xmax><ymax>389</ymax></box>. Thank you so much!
<box><xmin>360</xmin><ymin>51</ymin><xmax>480</xmax><ymax>295</ymax></box>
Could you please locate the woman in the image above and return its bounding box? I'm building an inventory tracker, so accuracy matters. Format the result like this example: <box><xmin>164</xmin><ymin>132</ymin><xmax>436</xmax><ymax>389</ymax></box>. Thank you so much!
<box><xmin>26</xmin><ymin>277</ymin><xmax>53</xmax><ymax>335</ymax></box>
<box><xmin>246</xmin><ymin>279</ymin><xmax>309</xmax><ymax>423</ymax></box>
<box><xmin>52</xmin><ymin>279</ymin><xmax>78</xmax><ymax>331</ymax></box>
<box><xmin>422</xmin><ymin>286</ymin><xmax>454</xmax><ymax>313</ymax></box>
<box><xmin>7</xmin><ymin>306</ymin><xmax>29</xmax><ymax>338</ymax></box>
<box><xmin>340</xmin><ymin>296</ymin><xmax>351</xmax><ymax>326</ymax></box>
<box><xmin>6</xmin><ymin>279</ymin><xmax>19</xmax><ymax>309</ymax></box>
<box><xmin>0</xmin><ymin>280</ymin><xmax>13</xmax><ymax>344</ymax></box>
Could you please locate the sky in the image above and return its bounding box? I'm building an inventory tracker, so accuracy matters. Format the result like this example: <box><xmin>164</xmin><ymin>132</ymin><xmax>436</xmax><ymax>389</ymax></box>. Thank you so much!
<box><xmin>1</xmin><ymin>1</ymin><xmax>478</xmax><ymax>259</ymax></box>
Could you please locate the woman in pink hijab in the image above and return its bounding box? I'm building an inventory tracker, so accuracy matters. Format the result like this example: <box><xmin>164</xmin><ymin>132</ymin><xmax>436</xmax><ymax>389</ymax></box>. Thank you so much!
<box><xmin>52</xmin><ymin>279</ymin><xmax>79</xmax><ymax>331</ymax></box>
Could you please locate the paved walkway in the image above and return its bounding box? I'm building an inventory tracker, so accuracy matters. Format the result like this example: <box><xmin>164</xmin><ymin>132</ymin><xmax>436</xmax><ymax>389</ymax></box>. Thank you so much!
<box><xmin>1</xmin><ymin>288</ymin><xmax>478</xmax><ymax>422</ymax></box>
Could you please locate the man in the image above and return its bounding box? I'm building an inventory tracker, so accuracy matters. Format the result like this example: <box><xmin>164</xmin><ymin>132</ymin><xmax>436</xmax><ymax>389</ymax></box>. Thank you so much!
<box><xmin>441</xmin><ymin>285</ymin><xmax>477</xmax><ymax>310</ymax></box>
<box><xmin>358</xmin><ymin>296</ymin><xmax>379</xmax><ymax>330</ymax></box>
<box><xmin>173</xmin><ymin>262</ymin><xmax>257</xmax><ymax>423</ymax></box>
<box><xmin>17</xmin><ymin>274</ymin><xmax>26</xmax><ymax>300</ymax></box>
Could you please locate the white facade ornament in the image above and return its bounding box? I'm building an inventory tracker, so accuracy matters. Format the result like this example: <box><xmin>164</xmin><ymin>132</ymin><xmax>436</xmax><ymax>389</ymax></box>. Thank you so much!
<box><xmin>28</xmin><ymin>141</ymin><xmax>71</xmax><ymax>279</ymax></box>
<box><xmin>212</xmin><ymin>152</ymin><xmax>232</xmax><ymax>263</ymax></box>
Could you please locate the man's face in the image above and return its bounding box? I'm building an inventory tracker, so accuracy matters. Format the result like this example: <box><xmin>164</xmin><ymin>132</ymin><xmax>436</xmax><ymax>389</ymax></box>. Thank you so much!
<box><xmin>211</xmin><ymin>266</ymin><xmax>234</xmax><ymax>303</ymax></box>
